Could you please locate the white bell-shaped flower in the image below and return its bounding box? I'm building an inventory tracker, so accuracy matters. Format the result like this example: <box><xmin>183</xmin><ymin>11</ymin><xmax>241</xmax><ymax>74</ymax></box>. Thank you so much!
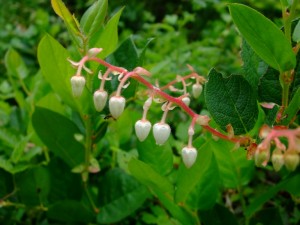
<box><xmin>182</xmin><ymin>146</ymin><xmax>197</xmax><ymax>168</ymax></box>
<box><xmin>93</xmin><ymin>90</ymin><xmax>108</xmax><ymax>112</ymax></box>
<box><xmin>153</xmin><ymin>123</ymin><xmax>171</xmax><ymax>145</ymax></box>
<box><xmin>182</xmin><ymin>96</ymin><xmax>190</xmax><ymax>106</ymax></box>
<box><xmin>135</xmin><ymin>120</ymin><xmax>152</xmax><ymax>142</ymax></box>
<box><xmin>192</xmin><ymin>83</ymin><xmax>203</xmax><ymax>98</ymax></box>
<box><xmin>109</xmin><ymin>96</ymin><xmax>126</xmax><ymax>118</ymax></box>
<box><xmin>71</xmin><ymin>76</ymin><xmax>86</xmax><ymax>97</ymax></box>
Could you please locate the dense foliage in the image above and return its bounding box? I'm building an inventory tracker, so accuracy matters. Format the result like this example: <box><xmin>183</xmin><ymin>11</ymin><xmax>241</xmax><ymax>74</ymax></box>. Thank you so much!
<box><xmin>0</xmin><ymin>1</ymin><xmax>300</xmax><ymax>225</ymax></box>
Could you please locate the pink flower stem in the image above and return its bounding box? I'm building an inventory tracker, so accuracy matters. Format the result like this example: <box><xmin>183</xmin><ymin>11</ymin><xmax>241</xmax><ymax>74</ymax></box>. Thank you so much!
<box><xmin>77</xmin><ymin>56</ymin><xmax>249</xmax><ymax>145</ymax></box>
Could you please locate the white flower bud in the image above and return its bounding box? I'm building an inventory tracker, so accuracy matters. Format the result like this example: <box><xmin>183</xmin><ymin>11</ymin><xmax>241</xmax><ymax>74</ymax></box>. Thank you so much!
<box><xmin>182</xmin><ymin>97</ymin><xmax>190</xmax><ymax>106</ymax></box>
<box><xmin>87</xmin><ymin>48</ymin><xmax>103</xmax><ymax>57</ymax></box>
<box><xmin>71</xmin><ymin>76</ymin><xmax>86</xmax><ymax>97</ymax></box>
<box><xmin>93</xmin><ymin>90</ymin><xmax>108</xmax><ymax>112</ymax></box>
<box><xmin>153</xmin><ymin>123</ymin><xmax>171</xmax><ymax>145</ymax></box>
<box><xmin>182</xmin><ymin>146</ymin><xmax>198</xmax><ymax>168</ymax></box>
<box><xmin>284</xmin><ymin>150</ymin><xmax>299</xmax><ymax>171</ymax></box>
<box><xmin>192</xmin><ymin>83</ymin><xmax>203</xmax><ymax>98</ymax></box>
<box><xmin>135</xmin><ymin>120</ymin><xmax>152</xmax><ymax>142</ymax></box>
<box><xmin>109</xmin><ymin>96</ymin><xmax>126</xmax><ymax>118</ymax></box>
<box><xmin>271</xmin><ymin>149</ymin><xmax>284</xmax><ymax>171</ymax></box>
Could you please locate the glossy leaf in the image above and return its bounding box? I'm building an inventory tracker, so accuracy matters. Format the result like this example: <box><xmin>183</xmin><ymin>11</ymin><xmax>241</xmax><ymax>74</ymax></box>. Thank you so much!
<box><xmin>205</xmin><ymin>69</ymin><xmax>258</xmax><ymax>135</ymax></box>
<box><xmin>212</xmin><ymin>139</ymin><xmax>254</xmax><ymax>188</ymax></box>
<box><xmin>97</xmin><ymin>168</ymin><xmax>149</xmax><ymax>223</ymax></box>
<box><xmin>136</xmin><ymin>135</ymin><xmax>173</xmax><ymax>175</ymax></box>
<box><xmin>80</xmin><ymin>0</ymin><xmax>108</xmax><ymax>37</ymax></box>
<box><xmin>229</xmin><ymin>3</ymin><xmax>296</xmax><ymax>72</ymax></box>
<box><xmin>199</xmin><ymin>204</ymin><xmax>239</xmax><ymax>225</ymax></box>
<box><xmin>38</xmin><ymin>34</ymin><xmax>78</xmax><ymax>110</ymax></box>
<box><xmin>241</xmin><ymin>39</ymin><xmax>268</xmax><ymax>92</ymax></box>
<box><xmin>90</xmin><ymin>7</ymin><xmax>124</xmax><ymax>58</ymax></box>
<box><xmin>5</xmin><ymin>48</ymin><xmax>28</xmax><ymax>79</ymax></box>
<box><xmin>51</xmin><ymin>0</ymin><xmax>82</xmax><ymax>49</ymax></box>
<box><xmin>258</xmin><ymin>67</ymin><xmax>282</xmax><ymax>105</ymax></box>
<box><xmin>47</xmin><ymin>200</ymin><xmax>94</xmax><ymax>222</ymax></box>
<box><xmin>292</xmin><ymin>20</ymin><xmax>300</xmax><ymax>43</ymax></box>
<box><xmin>15</xmin><ymin>167</ymin><xmax>50</xmax><ymax>206</ymax></box>
<box><xmin>128</xmin><ymin>159</ymin><xmax>174</xmax><ymax>195</ymax></box>
<box><xmin>175</xmin><ymin>138</ymin><xmax>213</xmax><ymax>203</ymax></box>
<box><xmin>32</xmin><ymin>107</ymin><xmax>85</xmax><ymax>168</ymax></box>
<box><xmin>282</xmin><ymin>88</ymin><xmax>300</xmax><ymax>125</ymax></box>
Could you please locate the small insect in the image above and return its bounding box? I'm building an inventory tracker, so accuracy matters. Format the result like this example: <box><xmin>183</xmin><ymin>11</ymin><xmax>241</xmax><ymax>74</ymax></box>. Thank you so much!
<box><xmin>104</xmin><ymin>114</ymin><xmax>115</xmax><ymax>121</ymax></box>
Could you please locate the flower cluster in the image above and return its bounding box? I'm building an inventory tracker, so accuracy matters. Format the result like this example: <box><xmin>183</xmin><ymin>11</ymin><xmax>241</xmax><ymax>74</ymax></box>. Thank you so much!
<box><xmin>253</xmin><ymin>125</ymin><xmax>300</xmax><ymax>171</ymax></box>
<box><xmin>69</xmin><ymin>48</ymin><xmax>211</xmax><ymax>168</ymax></box>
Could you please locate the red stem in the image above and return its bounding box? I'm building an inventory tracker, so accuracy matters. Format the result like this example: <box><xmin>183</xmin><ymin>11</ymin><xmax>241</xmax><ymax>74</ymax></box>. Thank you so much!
<box><xmin>81</xmin><ymin>57</ymin><xmax>249</xmax><ymax>145</ymax></box>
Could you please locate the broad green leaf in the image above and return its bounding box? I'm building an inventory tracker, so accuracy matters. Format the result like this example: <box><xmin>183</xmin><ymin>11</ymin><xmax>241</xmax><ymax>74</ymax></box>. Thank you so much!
<box><xmin>282</xmin><ymin>88</ymin><xmax>300</xmax><ymax>125</ymax></box>
<box><xmin>15</xmin><ymin>167</ymin><xmax>50</xmax><ymax>206</ymax></box>
<box><xmin>128</xmin><ymin>159</ymin><xmax>174</xmax><ymax>195</ymax></box>
<box><xmin>258</xmin><ymin>67</ymin><xmax>282</xmax><ymax>105</ymax></box>
<box><xmin>48</xmin><ymin>158</ymin><xmax>83</xmax><ymax>203</ymax></box>
<box><xmin>32</xmin><ymin>107</ymin><xmax>85</xmax><ymax>168</ymax></box>
<box><xmin>154</xmin><ymin>188</ymin><xmax>198</xmax><ymax>225</ymax></box>
<box><xmin>241</xmin><ymin>39</ymin><xmax>268</xmax><ymax>92</ymax></box>
<box><xmin>0</xmin><ymin>169</ymin><xmax>14</xmax><ymax>197</ymax></box>
<box><xmin>90</xmin><ymin>7</ymin><xmax>124</xmax><ymax>58</ymax></box>
<box><xmin>229</xmin><ymin>3</ymin><xmax>296</xmax><ymax>72</ymax></box>
<box><xmin>97</xmin><ymin>168</ymin><xmax>149</xmax><ymax>224</ymax></box>
<box><xmin>245</xmin><ymin>173</ymin><xmax>300</xmax><ymax>217</ymax></box>
<box><xmin>249</xmin><ymin>208</ymin><xmax>284</xmax><ymax>225</ymax></box>
<box><xmin>175</xmin><ymin>138</ymin><xmax>214</xmax><ymax>203</ymax></box>
<box><xmin>36</xmin><ymin>92</ymin><xmax>65</xmax><ymax>115</ymax></box>
<box><xmin>212</xmin><ymin>139</ymin><xmax>254</xmax><ymax>188</ymax></box>
<box><xmin>10</xmin><ymin>134</ymin><xmax>32</xmax><ymax>163</ymax></box>
<box><xmin>292</xmin><ymin>20</ymin><xmax>300</xmax><ymax>43</ymax></box>
<box><xmin>47</xmin><ymin>200</ymin><xmax>94</xmax><ymax>222</ymax></box>
<box><xmin>137</xmin><ymin>136</ymin><xmax>173</xmax><ymax>175</ymax></box>
<box><xmin>199</xmin><ymin>204</ymin><xmax>239</xmax><ymax>225</ymax></box>
<box><xmin>186</xmin><ymin>154</ymin><xmax>219</xmax><ymax>210</ymax></box>
<box><xmin>80</xmin><ymin>0</ymin><xmax>108</xmax><ymax>37</ymax></box>
<box><xmin>51</xmin><ymin>0</ymin><xmax>82</xmax><ymax>49</ymax></box>
<box><xmin>0</xmin><ymin>127</ymin><xmax>19</xmax><ymax>148</ymax></box>
<box><xmin>38</xmin><ymin>34</ymin><xmax>78</xmax><ymax>110</ymax></box>
<box><xmin>0</xmin><ymin>156</ymin><xmax>32</xmax><ymax>174</ymax></box>
<box><xmin>205</xmin><ymin>69</ymin><xmax>258</xmax><ymax>135</ymax></box>
<box><xmin>5</xmin><ymin>48</ymin><xmax>28</xmax><ymax>79</ymax></box>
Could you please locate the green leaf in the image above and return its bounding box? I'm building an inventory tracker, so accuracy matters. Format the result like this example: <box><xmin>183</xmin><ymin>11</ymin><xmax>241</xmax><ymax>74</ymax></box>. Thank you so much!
<box><xmin>154</xmin><ymin>188</ymin><xmax>198</xmax><ymax>225</ymax></box>
<box><xmin>128</xmin><ymin>159</ymin><xmax>174</xmax><ymax>195</ymax></box>
<box><xmin>90</xmin><ymin>7</ymin><xmax>124</xmax><ymax>58</ymax></box>
<box><xmin>229</xmin><ymin>3</ymin><xmax>296</xmax><ymax>72</ymax></box>
<box><xmin>38</xmin><ymin>34</ymin><xmax>78</xmax><ymax>110</ymax></box>
<box><xmin>241</xmin><ymin>39</ymin><xmax>268</xmax><ymax>92</ymax></box>
<box><xmin>32</xmin><ymin>107</ymin><xmax>85</xmax><ymax>168</ymax></box>
<box><xmin>48</xmin><ymin>158</ymin><xmax>83</xmax><ymax>203</ymax></box>
<box><xmin>245</xmin><ymin>173</ymin><xmax>300</xmax><ymax>217</ymax></box>
<box><xmin>205</xmin><ymin>69</ymin><xmax>258</xmax><ymax>135</ymax></box>
<box><xmin>293</xmin><ymin>20</ymin><xmax>300</xmax><ymax>43</ymax></box>
<box><xmin>175</xmin><ymin>138</ymin><xmax>214</xmax><ymax>203</ymax></box>
<box><xmin>249</xmin><ymin>208</ymin><xmax>284</xmax><ymax>225</ymax></box>
<box><xmin>136</xmin><ymin>136</ymin><xmax>173</xmax><ymax>175</ymax></box>
<box><xmin>15</xmin><ymin>167</ymin><xmax>50</xmax><ymax>206</ymax></box>
<box><xmin>97</xmin><ymin>168</ymin><xmax>149</xmax><ymax>224</ymax></box>
<box><xmin>51</xmin><ymin>0</ymin><xmax>82</xmax><ymax>49</ymax></box>
<box><xmin>0</xmin><ymin>169</ymin><xmax>14</xmax><ymax>197</ymax></box>
<box><xmin>282</xmin><ymin>88</ymin><xmax>300</xmax><ymax>125</ymax></box>
<box><xmin>80</xmin><ymin>0</ymin><xmax>108</xmax><ymax>37</ymax></box>
<box><xmin>258</xmin><ymin>67</ymin><xmax>282</xmax><ymax>105</ymax></box>
<box><xmin>212</xmin><ymin>139</ymin><xmax>254</xmax><ymax>188</ymax></box>
<box><xmin>5</xmin><ymin>48</ymin><xmax>28</xmax><ymax>79</ymax></box>
<box><xmin>199</xmin><ymin>204</ymin><xmax>239</xmax><ymax>225</ymax></box>
<box><xmin>47</xmin><ymin>200</ymin><xmax>94</xmax><ymax>222</ymax></box>
<box><xmin>10</xmin><ymin>134</ymin><xmax>32</xmax><ymax>163</ymax></box>
<box><xmin>186</xmin><ymin>153</ymin><xmax>219</xmax><ymax>210</ymax></box>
